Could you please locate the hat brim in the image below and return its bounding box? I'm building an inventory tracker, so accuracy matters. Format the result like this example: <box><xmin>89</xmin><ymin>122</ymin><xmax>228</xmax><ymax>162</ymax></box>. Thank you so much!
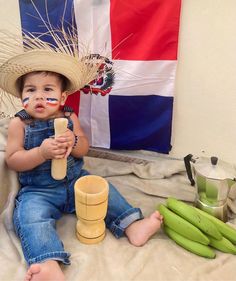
<box><xmin>0</xmin><ymin>50</ymin><xmax>95</xmax><ymax>97</ymax></box>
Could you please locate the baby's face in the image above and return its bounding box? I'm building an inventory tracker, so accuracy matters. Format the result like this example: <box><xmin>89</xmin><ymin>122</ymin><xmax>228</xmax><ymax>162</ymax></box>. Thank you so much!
<box><xmin>21</xmin><ymin>72</ymin><xmax>67</xmax><ymax>120</ymax></box>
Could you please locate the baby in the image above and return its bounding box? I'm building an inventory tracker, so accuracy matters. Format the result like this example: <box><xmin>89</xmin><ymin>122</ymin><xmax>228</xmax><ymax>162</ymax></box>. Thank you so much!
<box><xmin>5</xmin><ymin>70</ymin><xmax>163</xmax><ymax>281</ymax></box>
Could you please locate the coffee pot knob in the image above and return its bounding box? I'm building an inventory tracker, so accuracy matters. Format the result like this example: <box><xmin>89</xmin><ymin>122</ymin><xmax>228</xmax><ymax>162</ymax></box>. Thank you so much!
<box><xmin>211</xmin><ymin>156</ymin><xmax>218</xmax><ymax>166</ymax></box>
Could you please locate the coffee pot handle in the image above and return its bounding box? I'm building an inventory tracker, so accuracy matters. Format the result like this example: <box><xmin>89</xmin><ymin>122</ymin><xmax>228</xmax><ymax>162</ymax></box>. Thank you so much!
<box><xmin>184</xmin><ymin>154</ymin><xmax>195</xmax><ymax>186</ymax></box>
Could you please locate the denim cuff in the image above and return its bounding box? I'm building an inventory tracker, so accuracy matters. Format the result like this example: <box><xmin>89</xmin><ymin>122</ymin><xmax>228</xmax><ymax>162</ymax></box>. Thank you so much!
<box><xmin>28</xmin><ymin>251</ymin><xmax>71</xmax><ymax>265</ymax></box>
<box><xmin>110</xmin><ymin>207</ymin><xmax>143</xmax><ymax>238</ymax></box>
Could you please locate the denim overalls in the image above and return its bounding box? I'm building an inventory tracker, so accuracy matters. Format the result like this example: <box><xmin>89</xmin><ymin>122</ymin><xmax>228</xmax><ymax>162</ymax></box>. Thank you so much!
<box><xmin>13</xmin><ymin>108</ymin><xmax>143</xmax><ymax>265</ymax></box>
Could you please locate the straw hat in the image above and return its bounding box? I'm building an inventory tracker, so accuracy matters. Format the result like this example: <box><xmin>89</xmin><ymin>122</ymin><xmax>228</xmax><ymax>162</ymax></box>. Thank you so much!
<box><xmin>0</xmin><ymin>30</ymin><xmax>106</xmax><ymax>98</ymax></box>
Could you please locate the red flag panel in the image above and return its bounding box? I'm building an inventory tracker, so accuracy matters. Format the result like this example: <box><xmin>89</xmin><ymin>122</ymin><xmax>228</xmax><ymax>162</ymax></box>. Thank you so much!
<box><xmin>110</xmin><ymin>0</ymin><xmax>181</xmax><ymax>60</ymax></box>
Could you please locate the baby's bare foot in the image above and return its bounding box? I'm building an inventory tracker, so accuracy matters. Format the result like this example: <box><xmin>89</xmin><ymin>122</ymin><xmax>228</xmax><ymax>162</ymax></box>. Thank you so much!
<box><xmin>24</xmin><ymin>260</ymin><xmax>65</xmax><ymax>281</ymax></box>
<box><xmin>125</xmin><ymin>211</ymin><xmax>163</xmax><ymax>247</ymax></box>
<box><xmin>24</xmin><ymin>264</ymin><xmax>40</xmax><ymax>281</ymax></box>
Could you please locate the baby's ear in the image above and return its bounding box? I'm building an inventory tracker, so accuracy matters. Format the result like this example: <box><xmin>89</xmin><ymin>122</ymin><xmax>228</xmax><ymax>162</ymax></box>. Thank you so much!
<box><xmin>60</xmin><ymin>91</ymin><xmax>68</xmax><ymax>106</ymax></box>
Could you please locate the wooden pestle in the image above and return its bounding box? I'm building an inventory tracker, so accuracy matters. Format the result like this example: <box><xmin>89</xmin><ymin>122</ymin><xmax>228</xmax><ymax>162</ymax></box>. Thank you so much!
<box><xmin>51</xmin><ymin>118</ymin><xmax>68</xmax><ymax>180</ymax></box>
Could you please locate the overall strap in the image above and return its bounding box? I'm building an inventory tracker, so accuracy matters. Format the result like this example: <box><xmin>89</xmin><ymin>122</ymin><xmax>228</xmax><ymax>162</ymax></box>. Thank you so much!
<box><xmin>63</xmin><ymin>105</ymin><xmax>74</xmax><ymax>117</ymax></box>
<box><xmin>15</xmin><ymin>109</ymin><xmax>32</xmax><ymax>120</ymax></box>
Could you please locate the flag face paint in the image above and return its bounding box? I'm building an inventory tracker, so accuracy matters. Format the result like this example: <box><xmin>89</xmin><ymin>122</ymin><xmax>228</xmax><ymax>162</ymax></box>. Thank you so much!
<box><xmin>46</xmin><ymin>98</ymin><xmax>59</xmax><ymax>107</ymax></box>
<box><xmin>22</xmin><ymin>97</ymin><xmax>29</xmax><ymax>109</ymax></box>
<box><xmin>18</xmin><ymin>0</ymin><xmax>181</xmax><ymax>154</ymax></box>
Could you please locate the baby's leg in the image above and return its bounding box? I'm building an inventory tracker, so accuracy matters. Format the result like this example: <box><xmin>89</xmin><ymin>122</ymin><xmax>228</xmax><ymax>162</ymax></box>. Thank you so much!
<box><xmin>14</xmin><ymin>189</ymin><xmax>70</xmax><ymax>281</ymax></box>
<box><xmin>125</xmin><ymin>211</ymin><xmax>163</xmax><ymax>247</ymax></box>
<box><xmin>24</xmin><ymin>260</ymin><xmax>65</xmax><ymax>281</ymax></box>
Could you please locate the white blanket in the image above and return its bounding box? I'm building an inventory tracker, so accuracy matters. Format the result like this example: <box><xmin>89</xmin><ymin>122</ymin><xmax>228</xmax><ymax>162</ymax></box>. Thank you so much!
<box><xmin>0</xmin><ymin>117</ymin><xmax>236</xmax><ymax>281</ymax></box>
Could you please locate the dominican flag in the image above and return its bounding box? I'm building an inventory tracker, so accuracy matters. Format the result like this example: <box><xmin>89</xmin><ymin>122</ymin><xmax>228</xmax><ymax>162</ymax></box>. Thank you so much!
<box><xmin>18</xmin><ymin>0</ymin><xmax>181</xmax><ymax>154</ymax></box>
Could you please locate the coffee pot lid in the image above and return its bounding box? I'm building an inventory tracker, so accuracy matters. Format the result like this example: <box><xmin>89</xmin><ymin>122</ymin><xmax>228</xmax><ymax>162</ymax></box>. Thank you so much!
<box><xmin>194</xmin><ymin>156</ymin><xmax>235</xmax><ymax>180</ymax></box>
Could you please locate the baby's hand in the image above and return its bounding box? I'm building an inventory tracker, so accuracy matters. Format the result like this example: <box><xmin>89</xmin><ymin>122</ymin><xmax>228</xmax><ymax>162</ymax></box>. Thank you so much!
<box><xmin>54</xmin><ymin>129</ymin><xmax>75</xmax><ymax>158</ymax></box>
<box><xmin>39</xmin><ymin>138</ymin><xmax>68</xmax><ymax>160</ymax></box>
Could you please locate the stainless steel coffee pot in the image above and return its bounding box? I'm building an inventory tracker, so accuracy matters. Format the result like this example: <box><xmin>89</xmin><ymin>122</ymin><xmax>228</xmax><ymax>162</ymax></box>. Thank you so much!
<box><xmin>184</xmin><ymin>154</ymin><xmax>236</xmax><ymax>221</ymax></box>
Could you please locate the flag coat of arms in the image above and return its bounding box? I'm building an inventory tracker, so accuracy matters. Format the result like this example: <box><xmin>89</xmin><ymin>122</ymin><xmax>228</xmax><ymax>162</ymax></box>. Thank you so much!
<box><xmin>18</xmin><ymin>0</ymin><xmax>181</xmax><ymax>154</ymax></box>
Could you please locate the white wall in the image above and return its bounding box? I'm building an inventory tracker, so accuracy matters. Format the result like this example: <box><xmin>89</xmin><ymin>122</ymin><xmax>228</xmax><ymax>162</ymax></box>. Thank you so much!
<box><xmin>0</xmin><ymin>0</ymin><xmax>21</xmax><ymax>31</ymax></box>
<box><xmin>170</xmin><ymin>0</ymin><xmax>236</xmax><ymax>164</ymax></box>
<box><xmin>1</xmin><ymin>0</ymin><xmax>236</xmax><ymax>164</ymax></box>
<box><xmin>0</xmin><ymin>0</ymin><xmax>22</xmax><ymax>114</ymax></box>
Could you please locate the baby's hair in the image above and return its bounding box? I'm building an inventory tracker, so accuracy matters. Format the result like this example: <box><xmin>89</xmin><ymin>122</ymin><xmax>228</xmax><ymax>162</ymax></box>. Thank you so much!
<box><xmin>16</xmin><ymin>71</ymin><xmax>69</xmax><ymax>95</ymax></box>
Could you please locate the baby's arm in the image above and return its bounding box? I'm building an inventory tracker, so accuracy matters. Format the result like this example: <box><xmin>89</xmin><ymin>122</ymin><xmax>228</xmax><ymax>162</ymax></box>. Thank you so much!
<box><xmin>5</xmin><ymin>117</ymin><xmax>45</xmax><ymax>171</ymax></box>
<box><xmin>70</xmin><ymin>113</ymin><xmax>89</xmax><ymax>157</ymax></box>
<box><xmin>5</xmin><ymin>117</ymin><xmax>67</xmax><ymax>172</ymax></box>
